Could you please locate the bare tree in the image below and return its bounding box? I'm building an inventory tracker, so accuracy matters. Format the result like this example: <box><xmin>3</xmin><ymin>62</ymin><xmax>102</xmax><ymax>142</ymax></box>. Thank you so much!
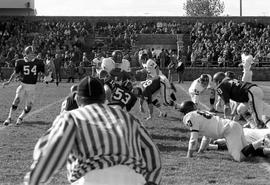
<box><xmin>183</xmin><ymin>0</ymin><xmax>225</xmax><ymax>16</ymax></box>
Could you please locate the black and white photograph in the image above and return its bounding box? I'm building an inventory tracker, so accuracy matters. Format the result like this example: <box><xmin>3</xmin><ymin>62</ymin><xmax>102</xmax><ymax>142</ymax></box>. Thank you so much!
<box><xmin>1</xmin><ymin>0</ymin><xmax>270</xmax><ymax>185</ymax></box>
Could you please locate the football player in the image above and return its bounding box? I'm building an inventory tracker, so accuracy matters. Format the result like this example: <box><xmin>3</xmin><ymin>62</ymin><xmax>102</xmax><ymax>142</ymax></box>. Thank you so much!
<box><xmin>100</xmin><ymin>50</ymin><xmax>131</xmax><ymax>75</ymax></box>
<box><xmin>142</xmin><ymin>58</ymin><xmax>163</xmax><ymax>78</ymax></box>
<box><xmin>178</xmin><ymin>100</ymin><xmax>270</xmax><ymax>161</ymax></box>
<box><xmin>215</xmin><ymin>71</ymin><xmax>239</xmax><ymax>114</ymax></box>
<box><xmin>132</xmin><ymin>75</ymin><xmax>177</xmax><ymax>120</ymax></box>
<box><xmin>188</xmin><ymin>74</ymin><xmax>217</xmax><ymax>112</ymax></box>
<box><xmin>239</xmin><ymin>48</ymin><xmax>254</xmax><ymax>82</ymax></box>
<box><xmin>213</xmin><ymin>72</ymin><xmax>270</xmax><ymax>128</ymax></box>
<box><xmin>99</xmin><ymin>69</ymin><xmax>137</xmax><ymax>112</ymax></box>
<box><xmin>2</xmin><ymin>45</ymin><xmax>45</xmax><ymax>126</ymax></box>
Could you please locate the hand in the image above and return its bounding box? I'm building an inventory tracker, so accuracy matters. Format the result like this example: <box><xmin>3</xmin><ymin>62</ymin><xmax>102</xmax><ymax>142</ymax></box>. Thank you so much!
<box><xmin>145</xmin><ymin>115</ymin><xmax>152</xmax><ymax>121</ymax></box>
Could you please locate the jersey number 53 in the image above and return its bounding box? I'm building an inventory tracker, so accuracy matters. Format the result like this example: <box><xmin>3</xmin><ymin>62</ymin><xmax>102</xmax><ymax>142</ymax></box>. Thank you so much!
<box><xmin>112</xmin><ymin>87</ymin><xmax>131</xmax><ymax>104</ymax></box>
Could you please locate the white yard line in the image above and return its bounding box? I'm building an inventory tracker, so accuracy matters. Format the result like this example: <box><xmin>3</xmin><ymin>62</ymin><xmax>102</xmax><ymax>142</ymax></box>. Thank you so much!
<box><xmin>176</xmin><ymin>83</ymin><xmax>270</xmax><ymax>174</ymax></box>
<box><xmin>0</xmin><ymin>98</ymin><xmax>64</xmax><ymax>130</ymax></box>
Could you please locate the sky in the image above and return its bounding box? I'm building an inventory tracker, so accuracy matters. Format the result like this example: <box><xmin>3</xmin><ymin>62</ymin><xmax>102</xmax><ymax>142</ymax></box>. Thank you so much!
<box><xmin>35</xmin><ymin>0</ymin><xmax>270</xmax><ymax>16</ymax></box>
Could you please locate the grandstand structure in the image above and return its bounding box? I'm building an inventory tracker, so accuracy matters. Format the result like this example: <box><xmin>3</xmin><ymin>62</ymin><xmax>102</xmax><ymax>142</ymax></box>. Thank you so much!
<box><xmin>0</xmin><ymin>0</ymin><xmax>36</xmax><ymax>16</ymax></box>
<box><xmin>1</xmin><ymin>15</ymin><xmax>270</xmax><ymax>80</ymax></box>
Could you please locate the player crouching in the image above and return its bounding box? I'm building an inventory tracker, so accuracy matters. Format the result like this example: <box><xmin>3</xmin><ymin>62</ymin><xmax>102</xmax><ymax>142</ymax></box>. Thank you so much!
<box><xmin>177</xmin><ymin>100</ymin><xmax>270</xmax><ymax>161</ymax></box>
<box><xmin>132</xmin><ymin>75</ymin><xmax>177</xmax><ymax>120</ymax></box>
<box><xmin>99</xmin><ymin>69</ymin><xmax>137</xmax><ymax>112</ymax></box>
<box><xmin>189</xmin><ymin>74</ymin><xmax>217</xmax><ymax>112</ymax></box>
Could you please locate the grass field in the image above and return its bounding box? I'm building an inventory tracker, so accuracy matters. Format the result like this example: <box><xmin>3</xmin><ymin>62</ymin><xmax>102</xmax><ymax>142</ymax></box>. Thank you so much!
<box><xmin>1</xmin><ymin>81</ymin><xmax>270</xmax><ymax>185</ymax></box>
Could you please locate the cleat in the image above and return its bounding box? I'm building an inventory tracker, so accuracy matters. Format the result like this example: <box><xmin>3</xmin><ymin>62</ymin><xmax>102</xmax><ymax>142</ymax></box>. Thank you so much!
<box><xmin>15</xmin><ymin>118</ymin><xmax>23</xmax><ymax>126</ymax></box>
<box><xmin>3</xmin><ymin>118</ymin><xmax>11</xmax><ymax>126</ymax></box>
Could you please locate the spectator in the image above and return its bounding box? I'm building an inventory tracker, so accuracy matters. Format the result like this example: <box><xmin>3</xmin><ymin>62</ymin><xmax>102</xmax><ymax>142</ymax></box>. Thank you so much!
<box><xmin>66</xmin><ymin>60</ymin><xmax>76</xmax><ymax>83</ymax></box>
<box><xmin>176</xmin><ymin>57</ymin><xmax>185</xmax><ymax>83</ymax></box>
<box><xmin>53</xmin><ymin>53</ymin><xmax>63</xmax><ymax>86</ymax></box>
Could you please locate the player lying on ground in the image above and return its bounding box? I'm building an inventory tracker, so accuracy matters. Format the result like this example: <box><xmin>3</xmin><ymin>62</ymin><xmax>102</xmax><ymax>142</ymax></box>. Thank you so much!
<box><xmin>208</xmin><ymin>128</ymin><xmax>270</xmax><ymax>157</ymax></box>
<box><xmin>132</xmin><ymin>75</ymin><xmax>177</xmax><ymax>120</ymax></box>
<box><xmin>177</xmin><ymin>100</ymin><xmax>270</xmax><ymax>162</ymax></box>
<box><xmin>189</xmin><ymin>74</ymin><xmax>217</xmax><ymax>112</ymax></box>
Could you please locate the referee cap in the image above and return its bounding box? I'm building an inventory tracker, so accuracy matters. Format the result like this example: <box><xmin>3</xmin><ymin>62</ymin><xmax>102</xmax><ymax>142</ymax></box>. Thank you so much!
<box><xmin>77</xmin><ymin>76</ymin><xmax>105</xmax><ymax>101</ymax></box>
<box><xmin>70</xmin><ymin>84</ymin><xmax>78</xmax><ymax>93</ymax></box>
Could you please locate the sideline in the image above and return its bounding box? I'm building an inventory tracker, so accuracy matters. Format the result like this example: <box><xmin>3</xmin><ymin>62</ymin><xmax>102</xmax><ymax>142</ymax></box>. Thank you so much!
<box><xmin>176</xmin><ymin>83</ymin><xmax>270</xmax><ymax>174</ymax></box>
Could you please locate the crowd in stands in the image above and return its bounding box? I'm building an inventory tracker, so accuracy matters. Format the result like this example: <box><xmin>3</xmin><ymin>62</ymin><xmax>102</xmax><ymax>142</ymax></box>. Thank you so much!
<box><xmin>190</xmin><ymin>20</ymin><xmax>270</xmax><ymax>67</ymax></box>
<box><xmin>1</xmin><ymin>17</ymin><xmax>270</xmax><ymax>77</ymax></box>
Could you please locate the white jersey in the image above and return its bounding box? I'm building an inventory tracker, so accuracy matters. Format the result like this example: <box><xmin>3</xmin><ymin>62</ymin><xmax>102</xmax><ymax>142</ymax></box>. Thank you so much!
<box><xmin>243</xmin><ymin>128</ymin><xmax>270</xmax><ymax>144</ymax></box>
<box><xmin>116</xmin><ymin>59</ymin><xmax>131</xmax><ymax>72</ymax></box>
<box><xmin>101</xmin><ymin>58</ymin><xmax>131</xmax><ymax>73</ymax></box>
<box><xmin>183</xmin><ymin>110</ymin><xmax>246</xmax><ymax>161</ymax></box>
<box><xmin>183</xmin><ymin>110</ymin><xmax>229</xmax><ymax>139</ymax></box>
<box><xmin>189</xmin><ymin>74</ymin><xmax>213</xmax><ymax>95</ymax></box>
<box><xmin>241</xmin><ymin>54</ymin><xmax>254</xmax><ymax>72</ymax></box>
<box><xmin>143</xmin><ymin>59</ymin><xmax>164</xmax><ymax>77</ymax></box>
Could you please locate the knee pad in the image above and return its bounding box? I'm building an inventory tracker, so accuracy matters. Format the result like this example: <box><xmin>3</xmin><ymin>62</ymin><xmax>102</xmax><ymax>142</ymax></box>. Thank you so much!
<box><xmin>24</xmin><ymin>106</ymin><xmax>32</xmax><ymax>113</ymax></box>
<box><xmin>12</xmin><ymin>105</ymin><xmax>18</xmax><ymax>110</ymax></box>
<box><xmin>237</xmin><ymin>103</ymin><xmax>249</xmax><ymax>115</ymax></box>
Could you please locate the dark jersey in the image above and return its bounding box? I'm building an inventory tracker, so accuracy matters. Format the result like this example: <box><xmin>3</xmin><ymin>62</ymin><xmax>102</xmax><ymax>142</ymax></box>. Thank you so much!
<box><xmin>216</xmin><ymin>78</ymin><xmax>257</xmax><ymax>103</ymax></box>
<box><xmin>15</xmin><ymin>58</ymin><xmax>45</xmax><ymax>84</ymax></box>
<box><xmin>110</xmin><ymin>84</ymin><xmax>137</xmax><ymax>112</ymax></box>
<box><xmin>104</xmin><ymin>77</ymin><xmax>116</xmax><ymax>91</ymax></box>
<box><xmin>141</xmin><ymin>76</ymin><xmax>161</xmax><ymax>103</ymax></box>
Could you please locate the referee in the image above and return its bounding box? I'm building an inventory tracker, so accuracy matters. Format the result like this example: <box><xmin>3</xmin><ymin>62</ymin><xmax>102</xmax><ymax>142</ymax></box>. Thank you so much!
<box><xmin>24</xmin><ymin>76</ymin><xmax>162</xmax><ymax>185</ymax></box>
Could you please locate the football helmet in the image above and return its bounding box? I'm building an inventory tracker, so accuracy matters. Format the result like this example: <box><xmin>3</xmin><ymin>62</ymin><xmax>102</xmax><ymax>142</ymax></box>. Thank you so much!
<box><xmin>178</xmin><ymin>100</ymin><xmax>196</xmax><ymax>115</ymax></box>
<box><xmin>225</xmin><ymin>71</ymin><xmax>235</xmax><ymax>79</ymax></box>
<box><xmin>24</xmin><ymin>46</ymin><xmax>36</xmax><ymax>61</ymax></box>
<box><xmin>122</xmin><ymin>80</ymin><xmax>133</xmax><ymax>92</ymax></box>
<box><xmin>98</xmin><ymin>69</ymin><xmax>110</xmax><ymax>83</ymax></box>
<box><xmin>213</xmin><ymin>72</ymin><xmax>226</xmax><ymax>85</ymax></box>
<box><xmin>112</xmin><ymin>50</ymin><xmax>123</xmax><ymax>63</ymax></box>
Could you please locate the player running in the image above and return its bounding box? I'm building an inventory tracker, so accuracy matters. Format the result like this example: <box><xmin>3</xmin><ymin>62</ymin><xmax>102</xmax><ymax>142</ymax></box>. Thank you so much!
<box><xmin>188</xmin><ymin>74</ymin><xmax>217</xmax><ymax>112</ymax></box>
<box><xmin>132</xmin><ymin>75</ymin><xmax>177</xmax><ymax>120</ymax></box>
<box><xmin>2</xmin><ymin>46</ymin><xmax>45</xmax><ymax>126</ymax></box>
<box><xmin>177</xmin><ymin>100</ymin><xmax>270</xmax><ymax>161</ymax></box>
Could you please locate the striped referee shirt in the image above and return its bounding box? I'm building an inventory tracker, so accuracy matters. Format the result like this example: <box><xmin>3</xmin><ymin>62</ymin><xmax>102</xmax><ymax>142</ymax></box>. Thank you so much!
<box><xmin>25</xmin><ymin>103</ymin><xmax>162</xmax><ymax>185</ymax></box>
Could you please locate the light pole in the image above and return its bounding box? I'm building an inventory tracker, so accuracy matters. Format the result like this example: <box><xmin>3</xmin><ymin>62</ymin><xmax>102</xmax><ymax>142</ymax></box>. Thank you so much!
<box><xmin>240</xmin><ymin>0</ymin><xmax>242</xmax><ymax>16</ymax></box>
